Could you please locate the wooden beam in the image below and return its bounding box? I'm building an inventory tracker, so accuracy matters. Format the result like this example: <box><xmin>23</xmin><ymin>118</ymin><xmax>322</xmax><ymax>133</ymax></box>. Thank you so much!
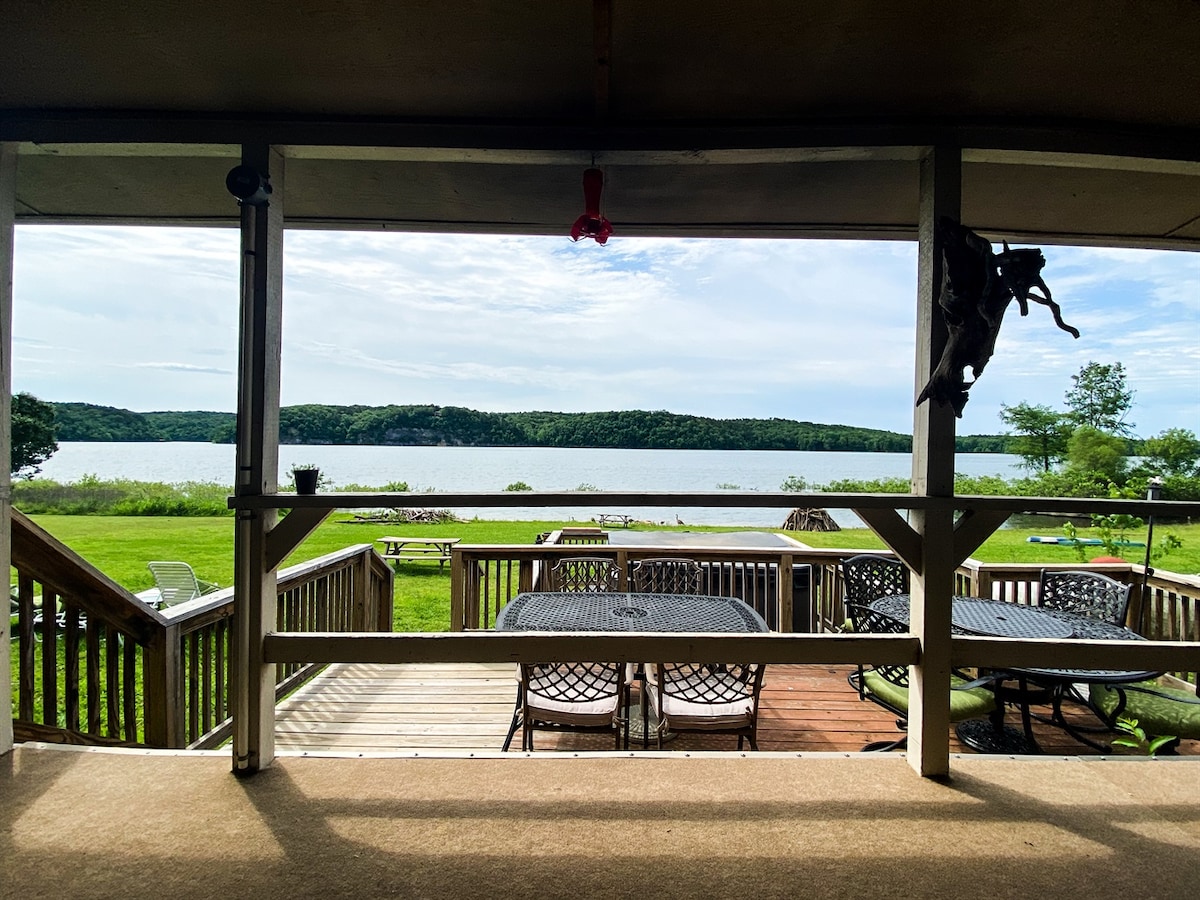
<box><xmin>231</xmin><ymin>144</ymin><xmax>284</xmax><ymax>776</ymax></box>
<box><xmin>264</xmin><ymin>631</ymin><xmax>922</xmax><ymax>667</ymax></box>
<box><xmin>4</xmin><ymin>113</ymin><xmax>1200</xmax><ymax>164</ymax></box>
<box><xmin>907</xmin><ymin>145</ymin><xmax>961</xmax><ymax>779</ymax></box>
<box><xmin>265</xmin><ymin>508</ymin><xmax>332</xmax><ymax>572</ymax></box>
<box><xmin>259</xmin><ymin>630</ymin><xmax>1199</xmax><ymax>675</ymax></box>
<box><xmin>0</xmin><ymin>142</ymin><xmax>15</xmax><ymax>756</ymax></box>
<box><xmin>853</xmin><ymin>507</ymin><xmax>922</xmax><ymax>572</ymax></box>
<box><xmin>593</xmin><ymin>0</ymin><xmax>612</xmax><ymax>122</ymax></box>
<box><xmin>951</xmin><ymin>636</ymin><xmax>1200</xmax><ymax>673</ymax></box>
<box><xmin>952</xmin><ymin>508</ymin><xmax>1012</xmax><ymax>567</ymax></box>
<box><xmin>225</xmin><ymin>490</ymin><xmax>1200</xmax><ymax>518</ymax></box>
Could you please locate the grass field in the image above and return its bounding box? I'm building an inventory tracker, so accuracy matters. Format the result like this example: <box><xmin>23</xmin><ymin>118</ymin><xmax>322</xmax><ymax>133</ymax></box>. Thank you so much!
<box><xmin>23</xmin><ymin>513</ymin><xmax>1199</xmax><ymax>633</ymax></box>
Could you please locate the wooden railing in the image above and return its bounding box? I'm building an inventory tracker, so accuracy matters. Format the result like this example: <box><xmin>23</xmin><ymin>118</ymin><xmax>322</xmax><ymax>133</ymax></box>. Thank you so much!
<box><xmin>11</xmin><ymin>510</ymin><xmax>167</xmax><ymax>747</ymax></box>
<box><xmin>953</xmin><ymin>559</ymin><xmax>1199</xmax><ymax>683</ymax></box>
<box><xmin>165</xmin><ymin>543</ymin><xmax>393</xmax><ymax>748</ymax></box>
<box><xmin>10</xmin><ymin>511</ymin><xmax>394</xmax><ymax>749</ymax></box>
<box><xmin>451</xmin><ymin>542</ymin><xmax>1200</xmax><ymax>684</ymax></box>
<box><xmin>451</xmin><ymin>543</ymin><xmax>876</xmax><ymax>633</ymax></box>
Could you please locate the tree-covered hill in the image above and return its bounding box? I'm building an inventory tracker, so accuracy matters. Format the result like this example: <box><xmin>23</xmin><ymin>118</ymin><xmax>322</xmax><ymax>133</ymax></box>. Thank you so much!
<box><xmin>49</xmin><ymin>401</ymin><xmax>1010</xmax><ymax>453</ymax></box>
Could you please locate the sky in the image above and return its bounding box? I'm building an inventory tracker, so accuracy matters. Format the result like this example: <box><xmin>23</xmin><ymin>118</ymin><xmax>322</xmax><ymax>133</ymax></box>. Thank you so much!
<box><xmin>10</xmin><ymin>225</ymin><xmax>1200</xmax><ymax>438</ymax></box>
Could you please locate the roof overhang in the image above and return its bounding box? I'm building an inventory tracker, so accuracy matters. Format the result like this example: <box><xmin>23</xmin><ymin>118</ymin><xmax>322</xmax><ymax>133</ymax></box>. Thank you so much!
<box><xmin>3</xmin><ymin>2</ymin><xmax>1199</xmax><ymax>248</ymax></box>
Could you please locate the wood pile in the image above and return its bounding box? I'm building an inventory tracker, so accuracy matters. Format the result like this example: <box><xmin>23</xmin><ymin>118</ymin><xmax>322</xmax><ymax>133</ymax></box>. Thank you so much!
<box><xmin>781</xmin><ymin>507</ymin><xmax>840</xmax><ymax>532</ymax></box>
<box><xmin>349</xmin><ymin>508</ymin><xmax>462</xmax><ymax>524</ymax></box>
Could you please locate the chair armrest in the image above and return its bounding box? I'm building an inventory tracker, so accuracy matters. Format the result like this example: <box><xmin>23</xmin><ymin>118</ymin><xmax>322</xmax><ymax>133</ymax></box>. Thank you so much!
<box><xmin>953</xmin><ymin>674</ymin><xmax>1001</xmax><ymax>692</ymax></box>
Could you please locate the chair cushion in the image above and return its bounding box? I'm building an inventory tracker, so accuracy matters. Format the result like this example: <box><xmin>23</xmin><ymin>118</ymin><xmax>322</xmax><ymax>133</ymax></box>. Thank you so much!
<box><xmin>863</xmin><ymin>670</ymin><xmax>996</xmax><ymax>722</ymax></box>
<box><xmin>526</xmin><ymin>692</ymin><xmax>621</xmax><ymax>728</ymax></box>
<box><xmin>1089</xmin><ymin>681</ymin><xmax>1200</xmax><ymax>740</ymax></box>
<box><xmin>646</xmin><ymin>691</ymin><xmax>754</xmax><ymax>731</ymax></box>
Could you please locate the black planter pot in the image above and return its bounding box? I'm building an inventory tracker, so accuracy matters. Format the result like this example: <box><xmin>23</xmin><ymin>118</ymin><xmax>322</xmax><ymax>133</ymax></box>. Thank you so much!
<box><xmin>294</xmin><ymin>469</ymin><xmax>320</xmax><ymax>494</ymax></box>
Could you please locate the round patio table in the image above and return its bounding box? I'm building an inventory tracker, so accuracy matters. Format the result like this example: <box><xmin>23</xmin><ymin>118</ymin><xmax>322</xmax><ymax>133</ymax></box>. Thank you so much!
<box><xmin>871</xmin><ymin>594</ymin><xmax>1074</xmax><ymax>640</ymax></box>
<box><xmin>869</xmin><ymin>595</ymin><xmax>1157</xmax><ymax>753</ymax></box>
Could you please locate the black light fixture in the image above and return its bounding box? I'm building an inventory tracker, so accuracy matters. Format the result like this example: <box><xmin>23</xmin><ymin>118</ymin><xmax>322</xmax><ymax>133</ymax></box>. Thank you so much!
<box><xmin>225</xmin><ymin>164</ymin><xmax>273</xmax><ymax>206</ymax></box>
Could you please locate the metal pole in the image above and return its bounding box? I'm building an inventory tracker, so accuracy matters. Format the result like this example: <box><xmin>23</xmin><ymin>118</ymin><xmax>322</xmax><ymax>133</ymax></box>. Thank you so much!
<box><xmin>1138</xmin><ymin>477</ymin><xmax>1163</xmax><ymax>633</ymax></box>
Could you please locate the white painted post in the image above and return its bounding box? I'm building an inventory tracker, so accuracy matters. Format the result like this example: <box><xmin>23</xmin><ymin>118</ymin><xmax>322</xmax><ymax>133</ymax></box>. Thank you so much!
<box><xmin>231</xmin><ymin>145</ymin><xmax>284</xmax><ymax>775</ymax></box>
<box><xmin>0</xmin><ymin>143</ymin><xmax>15</xmax><ymax>756</ymax></box>
<box><xmin>908</xmin><ymin>146</ymin><xmax>961</xmax><ymax>778</ymax></box>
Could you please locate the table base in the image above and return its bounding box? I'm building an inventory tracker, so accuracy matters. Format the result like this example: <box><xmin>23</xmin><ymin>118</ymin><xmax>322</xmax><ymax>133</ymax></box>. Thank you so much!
<box><xmin>956</xmin><ymin>718</ymin><xmax>1039</xmax><ymax>755</ymax></box>
<box><xmin>627</xmin><ymin>701</ymin><xmax>676</xmax><ymax>746</ymax></box>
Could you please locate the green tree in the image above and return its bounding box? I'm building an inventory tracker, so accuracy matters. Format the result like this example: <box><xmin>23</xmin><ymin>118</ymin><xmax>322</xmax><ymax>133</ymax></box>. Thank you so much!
<box><xmin>1066</xmin><ymin>425</ymin><xmax>1127</xmax><ymax>481</ymax></box>
<box><xmin>1065</xmin><ymin>361</ymin><xmax>1134</xmax><ymax>436</ymax></box>
<box><xmin>998</xmin><ymin>402</ymin><xmax>1071</xmax><ymax>473</ymax></box>
<box><xmin>1141</xmin><ymin>428</ymin><xmax>1200</xmax><ymax>477</ymax></box>
<box><xmin>11</xmin><ymin>392</ymin><xmax>59</xmax><ymax>478</ymax></box>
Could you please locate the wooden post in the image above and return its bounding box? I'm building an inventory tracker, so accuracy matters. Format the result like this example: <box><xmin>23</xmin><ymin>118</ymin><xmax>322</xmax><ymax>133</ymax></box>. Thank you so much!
<box><xmin>908</xmin><ymin>146</ymin><xmax>961</xmax><ymax>778</ymax></box>
<box><xmin>777</xmin><ymin>553</ymin><xmax>794</xmax><ymax>633</ymax></box>
<box><xmin>353</xmin><ymin>549</ymin><xmax>370</xmax><ymax>631</ymax></box>
<box><xmin>0</xmin><ymin>143</ymin><xmax>15</xmax><ymax>756</ymax></box>
<box><xmin>615</xmin><ymin>549</ymin><xmax>630</xmax><ymax>591</ymax></box>
<box><xmin>231</xmin><ymin>144</ymin><xmax>284</xmax><ymax>775</ymax></box>
<box><xmin>450</xmin><ymin>550</ymin><xmax>465</xmax><ymax>631</ymax></box>
<box><xmin>143</xmin><ymin>626</ymin><xmax>183</xmax><ymax>747</ymax></box>
<box><xmin>375</xmin><ymin>557</ymin><xmax>394</xmax><ymax>632</ymax></box>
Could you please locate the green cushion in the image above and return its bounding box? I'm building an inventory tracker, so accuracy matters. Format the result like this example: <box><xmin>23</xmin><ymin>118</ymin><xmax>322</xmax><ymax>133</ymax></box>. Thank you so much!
<box><xmin>863</xmin><ymin>670</ymin><xmax>996</xmax><ymax>722</ymax></box>
<box><xmin>1089</xmin><ymin>681</ymin><xmax>1200</xmax><ymax>740</ymax></box>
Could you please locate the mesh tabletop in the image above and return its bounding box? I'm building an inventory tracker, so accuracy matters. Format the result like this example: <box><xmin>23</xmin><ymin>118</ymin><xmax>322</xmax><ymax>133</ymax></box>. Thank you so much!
<box><xmin>496</xmin><ymin>592</ymin><xmax>769</xmax><ymax>633</ymax></box>
<box><xmin>1022</xmin><ymin>610</ymin><xmax>1156</xmax><ymax>681</ymax></box>
<box><xmin>872</xmin><ymin>595</ymin><xmax>1073</xmax><ymax>638</ymax></box>
<box><xmin>871</xmin><ymin>595</ymin><xmax>1157</xmax><ymax>681</ymax></box>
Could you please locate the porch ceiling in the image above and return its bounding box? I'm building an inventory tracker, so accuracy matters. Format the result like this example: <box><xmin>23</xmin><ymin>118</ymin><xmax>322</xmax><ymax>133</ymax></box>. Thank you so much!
<box><xmin>3</xmin><ymin>1</ymin><xmax>1200</xmax><ymax>247</ymax></box>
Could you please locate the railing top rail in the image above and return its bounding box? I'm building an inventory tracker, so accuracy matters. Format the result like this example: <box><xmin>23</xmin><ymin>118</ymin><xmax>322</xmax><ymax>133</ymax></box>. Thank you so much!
<box><xmin>959</xmin><ymin>559</ymin><xmax>1134</xmax><ymax>574</ymax></box>
<box><xmin>1142</xmin><ymin>568</ymin><xmax>1200</xmax><ymax>590</ymax></box>
<box><xmin>453</xmin><ymin>544</ymin><xmax>877</xmax><ymax>561</ymax></box>
<box><xmin>276</xmin><ymin>543</ymin><xmax>377</xmax><ymax>588</ymax></box>
<box><xmin>162</xmin><ymin>543</ymin><xmax>382</xmax><ymax>630</ymax></box>
<box><xmin>229</xmin><ymin>491</ymin><xmax>1200</xmax><ymax>518</ymax></box>
<box><xmin>11</xmin><ymin>508</ymin><xmax>166</xmax><ymax>639</ymax></box>
<box><xmin>961</xmin><ymin>559</ymin><xmax>1198</xmax><ymax>590</ymax></box>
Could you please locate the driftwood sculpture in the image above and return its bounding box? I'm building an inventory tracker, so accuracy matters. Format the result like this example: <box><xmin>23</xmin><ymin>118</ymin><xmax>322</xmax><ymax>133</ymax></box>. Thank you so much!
<box><xmin>917</xmin><ymin>218</ymin><xmax>1079</xmax><ymax>416</ymax></box>
<box><xmin>782</xmin><ymin>507</ymin><xmax>841</xmax><ymax>532</ymax></box>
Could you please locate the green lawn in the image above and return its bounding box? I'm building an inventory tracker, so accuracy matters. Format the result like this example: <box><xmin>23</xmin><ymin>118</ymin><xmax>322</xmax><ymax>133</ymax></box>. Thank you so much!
<box><xmin>23</xmin><ymin>513</ymin><xmax>1200</xmax><ymax>634</ymax></box>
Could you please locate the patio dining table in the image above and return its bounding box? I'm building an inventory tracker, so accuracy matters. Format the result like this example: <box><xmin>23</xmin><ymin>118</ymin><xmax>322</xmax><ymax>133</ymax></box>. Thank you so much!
<box><xmin>496</xmin><ymin>591</ymin><xmax>769</xmax><ymax>634</ymax></box>
<box><xmin>496</xmin><ymin>592</ymin><xmax>769</xmax><ymax>745</ymax></box>
<box><xmin>870</xmin><ymin>594</ymin><xmax>1159</xmax><ymax>753</ymax></box>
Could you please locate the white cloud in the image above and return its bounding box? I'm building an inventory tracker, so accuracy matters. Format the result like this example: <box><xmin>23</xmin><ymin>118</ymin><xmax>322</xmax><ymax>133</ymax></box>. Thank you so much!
<box><xmin>10</xmin><ymin>226</ymin><xmax>1199</xmax><ymax>437</ymax></box>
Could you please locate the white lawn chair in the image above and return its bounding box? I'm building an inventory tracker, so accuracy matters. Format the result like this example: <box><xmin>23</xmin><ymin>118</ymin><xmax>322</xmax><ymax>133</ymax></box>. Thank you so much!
<box><xmin>147</xmin><ymin>561</ymin><xmax>220</xmax><ymax>608</ymax></box>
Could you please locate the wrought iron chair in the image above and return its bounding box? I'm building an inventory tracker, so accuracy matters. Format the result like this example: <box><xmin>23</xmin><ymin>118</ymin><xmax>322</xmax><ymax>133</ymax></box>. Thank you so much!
<box><xmin>501</xmin><ymin>555</ymin><xmax>625</xmax><ymax>750</ymax></box>
<box><xmin>845</xmin><ymin>602</ymin><xmax>996</xmax><ymax>751</ymax></box>
<box><xmin>841</xmin><ymin>554</ymin><xmax>909</xmax><ymax>630</ymax></box>
<box><xmin>643</xmin><ymin>661</ymin><xmax>765</xmax><ymax>750</ymax></box>
<box><xmin>631</xmin><ymin>558</ymin><xmax>703</xmax><ymax>594</ymax></box>
<box><xmin>550</xmin><ymin>556</ymin><xmax>621</xmax><ymax>593</ymax></box>
<box><xmin>1037</xmin><ymin>569</ymin><xmax>1132</xmax><ymax>625</ymax></box>
<box><xmin>629</xmin><ymin>557</ymin><xmax>711</xmax><ymax>745</ymax></box>
<box><xmin>510</xmin><ymin>660</ymin><xmax>630</xmax><ymax>751</ymax></box>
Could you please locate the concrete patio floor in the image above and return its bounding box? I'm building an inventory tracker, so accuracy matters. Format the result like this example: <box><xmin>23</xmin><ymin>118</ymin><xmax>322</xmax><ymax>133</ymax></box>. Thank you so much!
<box><xmin>2</xmin><ymin>743</ymin><xmax>1197</xmax><ymax>899</ymax></box>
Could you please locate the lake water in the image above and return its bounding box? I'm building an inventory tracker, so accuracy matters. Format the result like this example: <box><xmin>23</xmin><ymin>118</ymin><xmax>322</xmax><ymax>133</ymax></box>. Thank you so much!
<box><xmin>38</xmin><ymin>442</ymin><xmax>1026</xmax><ymax>528</ymax></box>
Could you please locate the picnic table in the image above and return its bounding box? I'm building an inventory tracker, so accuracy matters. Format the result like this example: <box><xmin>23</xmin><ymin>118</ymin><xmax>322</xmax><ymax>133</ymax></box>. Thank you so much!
<box><xmin>596</xmin><ymin>513</ymin><xmax>634</xmax><ymax>528</ymax></box>
<box><xmin>375</xmin><ymin>536</ymin><xmax>460</xmax><ymax>570</ymax></box>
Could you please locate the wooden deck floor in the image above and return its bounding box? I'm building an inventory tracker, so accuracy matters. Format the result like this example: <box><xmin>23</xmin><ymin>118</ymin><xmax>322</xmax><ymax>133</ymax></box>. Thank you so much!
<box><xmin>276</xmin><ymin>662</ymin><xmax>1200</xmax><ymax>756</ymax></box>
